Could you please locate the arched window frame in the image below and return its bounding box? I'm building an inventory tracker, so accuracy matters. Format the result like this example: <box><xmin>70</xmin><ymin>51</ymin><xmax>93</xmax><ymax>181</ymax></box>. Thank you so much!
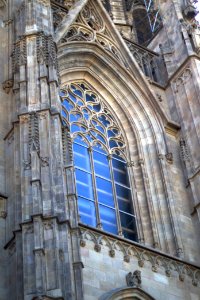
<box><xmin>61</xmin><ymin>81</ymin><xmax>138</xmax><ymax>242</ymax></box>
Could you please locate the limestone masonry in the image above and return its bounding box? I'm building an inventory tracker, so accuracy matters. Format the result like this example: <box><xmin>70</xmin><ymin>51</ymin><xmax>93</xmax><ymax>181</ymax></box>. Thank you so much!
<box><xmin>0</xmin><ymin>0</ymin><xmax>200</xmax><ymax>299</ymax></box>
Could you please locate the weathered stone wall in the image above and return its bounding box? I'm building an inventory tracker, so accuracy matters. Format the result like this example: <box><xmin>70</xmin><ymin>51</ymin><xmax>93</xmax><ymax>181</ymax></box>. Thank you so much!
<box><xmin>80</xmin><ymin>236</ymin><xmax>200</xmax><ymax>300</ymax></box>
<box><xmin>0</xmin><ymin>0</ymin><xmax>199</xmax><ymax>299</ymax></box>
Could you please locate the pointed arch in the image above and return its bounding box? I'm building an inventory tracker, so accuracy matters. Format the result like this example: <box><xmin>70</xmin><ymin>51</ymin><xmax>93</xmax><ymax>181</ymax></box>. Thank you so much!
<box><xmin>99</xmin><ymin>287</ymin><xmax>156</xmax><ymax>300</ymax></box>
<box><xmin>58</xmin><ymin>29</ymin><xmax>184</xmax><ymax>256</ymax></box>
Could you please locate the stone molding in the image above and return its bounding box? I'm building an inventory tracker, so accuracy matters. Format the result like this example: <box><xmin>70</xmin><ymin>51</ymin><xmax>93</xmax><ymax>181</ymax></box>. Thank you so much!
<box><xmin>80</xmin><ymin>226</ymin><xmax>200</xmax><ymax>287</ymax></box>
<box><xmin>99</xmin><ymin>287</ymin><xmax>155</xmax><ymax>300</ymax></box>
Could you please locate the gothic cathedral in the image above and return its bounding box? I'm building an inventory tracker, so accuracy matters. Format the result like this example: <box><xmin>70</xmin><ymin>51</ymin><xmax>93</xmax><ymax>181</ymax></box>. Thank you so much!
<box><xmin>0</xmin><ymin>0</ymin><xmax>200</xmax><ymax>299</ymax></box>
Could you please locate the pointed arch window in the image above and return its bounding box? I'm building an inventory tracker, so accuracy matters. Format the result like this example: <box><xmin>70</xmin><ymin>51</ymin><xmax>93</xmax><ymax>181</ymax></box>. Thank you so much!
<box><xmin>61</xmin><ymin>82</ymin><xmax>138</xmax><ymax>241</ymax></box>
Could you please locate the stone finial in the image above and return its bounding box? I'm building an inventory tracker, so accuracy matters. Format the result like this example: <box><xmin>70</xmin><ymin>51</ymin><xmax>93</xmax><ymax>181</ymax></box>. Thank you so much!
<box><xmin>126</xmin><ymin>270</ymin><xmax>142</xmax><ymax>288</ymax></box>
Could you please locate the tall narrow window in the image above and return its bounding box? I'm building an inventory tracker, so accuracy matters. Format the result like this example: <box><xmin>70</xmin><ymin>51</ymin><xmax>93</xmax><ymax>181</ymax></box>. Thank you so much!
<box><xmin>61</xmin><ymin>82</ymin><xmax>138</xmax><ymax>241</ymax></box>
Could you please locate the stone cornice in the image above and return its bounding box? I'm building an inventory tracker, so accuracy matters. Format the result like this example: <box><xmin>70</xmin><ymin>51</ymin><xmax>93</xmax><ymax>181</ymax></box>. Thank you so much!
<box><xmin>79</xmin><ymin>225</ymin><xmax>200</xmax><ymax>287</ymax></box>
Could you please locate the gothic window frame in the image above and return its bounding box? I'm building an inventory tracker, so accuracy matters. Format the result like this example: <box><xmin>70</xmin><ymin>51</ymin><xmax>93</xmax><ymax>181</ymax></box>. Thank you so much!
<box><xmin>61</xmin><ymin>81</ymin><xmax>138</xmax><ymax>242</ymax></box>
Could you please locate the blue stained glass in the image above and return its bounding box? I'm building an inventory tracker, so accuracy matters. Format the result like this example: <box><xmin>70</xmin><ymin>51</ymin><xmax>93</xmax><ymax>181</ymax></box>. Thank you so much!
<box><xmin>68</xmin><ymin>92</ymin><xmax>77</xmax><ymax>102</ymax></box>
<box><xmin>96</xmin><ymin>177</ymin><xmax>114</xmax><ymax>207</ymax></box>
<box><xmin>116</xmin><ymin>184</ymin><xmax>133</xmax><ymax>214</ymax></box>
<box><xmin>92</xmin><ymin>143</ymin><xmax>106</xmax><ymax>154</ymax></box>
<box><xmin>99</xmin><ymin>205</ymin><xmax>118</xmax><ymax>234</ymax></box>
<box><xmin>70</xmin><ymin>113</ymin><xmax>81</xmax><ymax>122</ymax></box>
<box><xmin>112</xmin><ymin>158</ymin><xmax>130</xmax><ymax>187</ymax></box>
<box><xmin>62</xmin><ymin>110</ymin><xmax>68</xmax><ymax>119</ymax></box>
<box><xmin>98</xmin><ymin>115</ymin><xmax>110</xmax><ymax>127</ymax></box>
<box><xmin>78</xmin><ymin>197</ymin><xmax>96</xmax><ymax>227</ymax></box>
<box><xmin>79</xmin><ymin>83</ymin><xmax>87</xmax><ymax>90</ymax></box>
<box><xmin>93</xmin><ymin>104</ymin><xmax>101</xmax><ymax>112</ymax></box>
<box><xmin>71</xmin><ymin>85</ymin><xmax>83</xmax><ymax>98</ymax></box>
<box><xmin>75</xmin><ymin>169</ymin><xmax>94</xmax><ymax>200</ymax></box>
<box><xmin>74</xmin><ymin>143</ymin><xmax>91</xmax><ymax>171</ymax></box>
<box><xmin>93</xmin><ymin>151</ymin><xmax>110</xmax><ymax>179</ymax></box>
<box><xmin>107</xmin><ymin>130</ymin><xmax>115</xmax><ymax>138</ymax></box>
<box><xmin>74</xmin><ymin>135</ymin><xmax>88</xmax><ymax>146</ymax></box>
<box><xmin>109</xmin><ymin>140</ymin><xmax>118</xmax><ymax>149</ymax></box>
<box><xmin>71</xmin><ymin>124</ymin><xmax>86</xmax><ymax>133</ymax></box>
<box><xmin>86</xmin><ymin>93</ymin><xmax>96</xmax><ymax>102</ymax></box>
<box><xmin>120</xmin><ymin>212</ymin><xmax>137</xmax><ymax>241</ymax></box>
<box><xmin>82</xmin><ymin>109</ymin><xmax>90</xmax><ymax>120</ymax></box>
<box><xmin>63</xmin><ymin>99</ymin><xmax>74</xmax><ymax>111</ymax></box>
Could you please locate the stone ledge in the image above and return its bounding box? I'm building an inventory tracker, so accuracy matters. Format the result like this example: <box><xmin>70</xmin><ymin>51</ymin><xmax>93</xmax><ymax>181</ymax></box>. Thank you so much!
<box><xmin>80</xmin><ymin>225</ymin><xmax>200</xmax><ymax>287</ymax></box>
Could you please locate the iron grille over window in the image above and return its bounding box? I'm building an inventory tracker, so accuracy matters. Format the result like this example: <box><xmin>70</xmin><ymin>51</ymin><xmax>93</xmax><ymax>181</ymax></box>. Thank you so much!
<box><xmin>61</xmin><ymin>82</ymin><xmax>138</xmax><ymax>241</ymax></box>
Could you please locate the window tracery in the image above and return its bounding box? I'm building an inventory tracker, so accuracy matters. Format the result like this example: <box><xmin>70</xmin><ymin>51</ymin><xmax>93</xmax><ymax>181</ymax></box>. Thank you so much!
<box><xmin>61</xmin><ymin>82</ymin><xmax>138</xmax><ymax>241</ymax></box>
<box><xmin>59</xmin><ymin>0</ymin><xmax>125</xmax><ymax>66</ymax></box>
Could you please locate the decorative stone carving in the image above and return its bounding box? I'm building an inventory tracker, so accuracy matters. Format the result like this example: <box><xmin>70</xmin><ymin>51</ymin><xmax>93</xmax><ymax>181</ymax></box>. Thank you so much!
<box><xmin>37</xmin><ymin>33</ymin><xmax>58</xmax><ymax>68</ymax></box>
<box><xmin>165</xmin><ymin>152</ymin><xmax>173</xmax><ymax>164</ymax></box>
<box><xmin>180</xmin><ymin>138</ymin><xmax>190</xmax><ymax>162</ymax></box>
<box><xmin>126</xmin><ymin>39</ymin><xmax>160</xmax><ymax>83</ymax></box>
<box><xmin>24</xmin><ymin>159</ymin><xmax>32</xmax><ymax>170</ymax></box>
<box><xmin>40</xmin><ymin>157</ymin><xmax>50</xmax><ymax>167</ymax></box>
<box><xmin>51</xmin><ymin>0</ymin><xmax>77</xmax><ymax>30</ymax></box>
<box><xmin>126</xmin><ymin>270</ymin><xmax>142</xmax><ymax>288</ymax></box>
<box><xmin>12</xmin><ymin>37</ymin><xmax>27</xmax><ymax>71</ymax></box>
<box><xmin>80</xmin><ymin>226</ymin><xmax>200</xmax><ymax>285</ymax></box>
<box><xmin>0</xmin><ymin>211</ymin><xmax>7</xmax><ymax>218</ymax></box>
<box><xmin>59</xmin><ymin>1</ymin><xmax>126</xmax><ymax>67</ymax></box>
<box><xmin>173</xmin><ymin>67</ymin><xmax>192</xmax><ymax>92</ymax></box>
<box><xmin>2</xmin><ymin>80</ymin><xmax>13</xmax><ymax>94</ymax></box>
<box><xmin>29</xmin><ymin>113</ymin><xmax>40</xmax><ymax>152</ymax></box>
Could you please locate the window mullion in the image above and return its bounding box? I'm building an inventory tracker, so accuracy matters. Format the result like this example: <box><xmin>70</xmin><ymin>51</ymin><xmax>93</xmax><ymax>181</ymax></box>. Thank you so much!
<box><xmin>108</xmin><ymin>155</ymin><xmax>123</xmax><ymax>236</ymax></box>
<box><xmin>89</xmin><ymin>147</ymin><xmax>102</xmax><ymax>229</ymax></box>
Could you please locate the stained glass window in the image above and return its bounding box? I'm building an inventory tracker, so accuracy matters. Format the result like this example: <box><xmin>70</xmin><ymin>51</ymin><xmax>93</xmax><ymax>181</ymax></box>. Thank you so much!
<box><xmin>61</xmin><ymin>82</ymin><xmax>138</xmax><ymax>241</ymax></box>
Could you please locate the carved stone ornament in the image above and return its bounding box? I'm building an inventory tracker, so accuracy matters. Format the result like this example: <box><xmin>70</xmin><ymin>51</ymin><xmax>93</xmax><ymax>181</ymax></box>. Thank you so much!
<box><xmin>80</xmin><ymin>226</ymin><xmax>200</xmax><ymax>286</ymax></box>
<box><xmin>59</xmin><ymin>0</ymin><xmax>126</xmax><ymax>67</ymax></box>
<box><xmin>165</xmin><ymin>152</ymin><xmax>173</xmax><ymax>164</ymax></box>
<box><xmin>0</xmin><ymin>211</ymin><xmax>7</xmax><ymax>219</ymax></box>
<box><xmin>2</xmin><ymin>80</ymin><xmax>14</xmax><ymax>94</ymax></box>
<box><xmin>126</xmin><ymin>270</ymin><xmax>142</xmax><ymax>288</ymax></box>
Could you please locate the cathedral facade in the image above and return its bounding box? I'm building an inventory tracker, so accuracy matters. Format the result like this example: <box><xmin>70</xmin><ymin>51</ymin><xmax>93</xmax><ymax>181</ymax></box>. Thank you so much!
<box><xmin>0</xmin><ymin>0</ymin><xmax>200</xmax><ymax>299</ymax></box>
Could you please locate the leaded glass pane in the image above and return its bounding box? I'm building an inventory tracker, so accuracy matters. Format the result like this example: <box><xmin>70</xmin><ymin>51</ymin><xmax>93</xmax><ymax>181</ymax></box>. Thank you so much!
<box><xmin>116</xmin><ymin>184</ymin><xmax>133</xmax><ymax>214</ymax></box>
<box><xmin>78</xmin><ymin>197</ymin><xmax>96</xmax><ymax>227</ymax></box>
<box><xmin>75</xmin><ymin>169</ymin><xmax>94</xmax><ymax>200</ymax></box>
<box><xmin>120</xmin><ymin>212</ymin><xmax>137</xmax><ymax>240</ymax></box>
<box><xmin>93</xmin><ymin>151</ymin><xmax>111</xmax><ymax>179</ymax></box>
<box><xmin>112</xmin><ymin>158</ymin><xmax>130</xmax><ymax>187</ymax></box>
<box><xmin>99</xmin><ymin>205</ymin><xmax>118</xmax><ymax>234</ymax></box>
<box><xmin>96</xmin><ymin>177</ymin><xmax>114</xmax><ymax>207</ymax></box>
<box><xmin>74</xmin><ymin>143</ymin><xmax>91</xmax><ymax>172</ymax></box>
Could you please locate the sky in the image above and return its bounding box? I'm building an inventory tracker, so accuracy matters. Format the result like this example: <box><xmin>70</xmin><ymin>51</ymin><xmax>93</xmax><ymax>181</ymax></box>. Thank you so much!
<box><xmin>196</xmin><ymin>0</ymin><xmax>200</xmax><ymax>22</ymax></box>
